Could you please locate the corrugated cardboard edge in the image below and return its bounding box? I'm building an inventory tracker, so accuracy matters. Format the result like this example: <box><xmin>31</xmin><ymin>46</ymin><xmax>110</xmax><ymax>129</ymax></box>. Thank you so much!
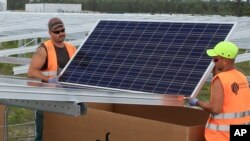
<box><xmin>43</xmin><ymin>103</ymin><xmax>208</xmax><ymax>141</ymax></box>
<box><xmin>0</xmin><ymin>105</ymin><xmax>5</xmax><ymax>141</ymax></box>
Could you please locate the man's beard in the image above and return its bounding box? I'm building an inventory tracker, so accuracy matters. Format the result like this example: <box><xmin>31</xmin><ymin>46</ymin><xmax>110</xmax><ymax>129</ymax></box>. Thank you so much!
<box><xmin>57</xmin><ymin>35</ymin><xmax>65</xmax><ymax>43</ymax></box>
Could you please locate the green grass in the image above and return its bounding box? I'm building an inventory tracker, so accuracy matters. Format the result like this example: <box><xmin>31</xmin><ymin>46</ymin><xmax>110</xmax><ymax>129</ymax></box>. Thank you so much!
<box><xmin>197</xmin><ymin>82</ymin><xmax>211</xmax><ymax>101</ymax></box>
<box><xmin>7</xmin><ymin>107</ymin><xmax>35</xmax><ymax>141</ymax></box>
<box><xmin>0</xmin><ymin>63</ymin><xmax>17</xmax><ymax>75</ymax></box>
<box><xmin>236</xmin><ymin>61</ymin><xmax>250</xmax><ymax>75</ymax></box>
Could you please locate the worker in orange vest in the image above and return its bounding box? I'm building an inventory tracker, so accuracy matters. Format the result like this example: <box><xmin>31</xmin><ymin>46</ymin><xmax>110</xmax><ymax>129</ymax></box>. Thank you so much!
<box><xmin>28</xmin><ymin>17</ymin><xmax>76</xmax><ymax>141</ymax></box>
<box><xmin>187</xmin><ymin>41</ymin><xmax>250</xmax><ymax>141</ymax></box>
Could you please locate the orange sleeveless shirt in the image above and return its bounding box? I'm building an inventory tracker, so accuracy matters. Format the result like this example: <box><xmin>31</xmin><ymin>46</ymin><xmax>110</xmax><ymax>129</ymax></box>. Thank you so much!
<box><xmin>205</xmin><ymin>69</ymin><xmax>250</xmax><ymax>141</ymax></box>
<box><xmin>42</xmin><ymin>39</ymin><xmax>76</xmax><ymax>77</ymax></box>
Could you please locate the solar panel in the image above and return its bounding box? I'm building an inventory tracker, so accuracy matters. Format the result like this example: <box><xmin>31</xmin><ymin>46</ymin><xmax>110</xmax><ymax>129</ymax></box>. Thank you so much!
<box><xmin>59</xmin><ymin>20</ymin><xmax>234</xmax><ymax>97</ymax></box>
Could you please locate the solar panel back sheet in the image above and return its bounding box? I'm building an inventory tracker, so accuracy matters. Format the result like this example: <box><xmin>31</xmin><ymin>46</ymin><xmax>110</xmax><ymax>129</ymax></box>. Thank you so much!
<box><xmin>59</xmin><ymin>20</ymin><xmax>235</xmax><ymax>97</ymax></box>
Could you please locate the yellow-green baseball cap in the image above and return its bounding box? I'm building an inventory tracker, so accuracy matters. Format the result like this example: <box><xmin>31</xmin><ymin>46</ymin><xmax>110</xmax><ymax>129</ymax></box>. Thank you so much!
<box><xmin>206</xmin><ymin>41</ymin><xmax>239</xmax><ymax>59</ymax></box>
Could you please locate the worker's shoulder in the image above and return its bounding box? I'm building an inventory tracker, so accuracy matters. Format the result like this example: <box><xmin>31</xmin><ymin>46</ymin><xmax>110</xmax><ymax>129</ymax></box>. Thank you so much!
<box><xmin>36</xmin><ymin>43</ymin><xmax>46</xmax><ymax>52</ymax></box>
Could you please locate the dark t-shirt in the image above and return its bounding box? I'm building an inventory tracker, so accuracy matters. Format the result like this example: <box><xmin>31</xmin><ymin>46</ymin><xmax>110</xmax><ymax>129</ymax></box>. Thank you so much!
<box><xmin>41</xmin><ymin>43</ymin><xmax>70</xmax><ymax>73</ymax></box>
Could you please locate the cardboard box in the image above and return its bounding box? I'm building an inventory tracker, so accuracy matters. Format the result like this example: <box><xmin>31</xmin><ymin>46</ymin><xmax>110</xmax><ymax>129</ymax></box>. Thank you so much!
<box><xmin>0</xmin><ymin>105</ymin><xmax>5</xmax><ymax>141</ymax></box>
<box><xmin>43</xmin><ymin>103</ymin><xmax>209</xmax><ymax>141</ymax></box>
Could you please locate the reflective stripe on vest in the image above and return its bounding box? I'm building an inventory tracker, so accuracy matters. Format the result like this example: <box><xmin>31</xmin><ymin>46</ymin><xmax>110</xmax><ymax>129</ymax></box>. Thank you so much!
<box><xmin>211</xmin><ymin>110</ymin><xmax>250</xmax><ymax>119</ymax></box>
<box><xmin>42</xmin><ymin>71</ymin><xmax>57</xmax><ymax>77</ymax></box>
<box><xmin>206</xmin><ymin>123</ymin><xmax>229</xmax><ymax>132</ymax></box>
<box><xmin>206</xmin><ymin>122</ymin><xmax>250</xmax><ymax>132</ymax></box>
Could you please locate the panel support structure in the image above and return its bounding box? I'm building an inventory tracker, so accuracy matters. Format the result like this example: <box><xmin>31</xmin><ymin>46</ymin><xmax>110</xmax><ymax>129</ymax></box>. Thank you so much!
<box><xmin>0</xmin><ymin>99</ymin><xmax>87</xmax><ymax>116</ymax></box>
<box><xmin>0</xmin><ymin>76</ymin><xmax>185</xmax><ymax>107</ymax></box>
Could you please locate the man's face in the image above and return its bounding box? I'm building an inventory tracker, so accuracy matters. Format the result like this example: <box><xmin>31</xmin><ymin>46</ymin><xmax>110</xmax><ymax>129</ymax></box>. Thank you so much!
<box><xmin>49</xmin><ymin>26</ymin><xmax>66</xmax><ymax>43</ymax></box>
<box><xmin>213</xmin><ymin>56</ymin><xmax>226</xmax><ymax>71</ymax></box>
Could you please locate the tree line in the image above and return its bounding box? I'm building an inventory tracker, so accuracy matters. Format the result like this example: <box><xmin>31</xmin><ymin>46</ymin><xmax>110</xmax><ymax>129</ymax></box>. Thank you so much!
<box><xmin>7</xmin><ymin>0</ymin><xmax>250</xmax><ymax>16</ymax></box>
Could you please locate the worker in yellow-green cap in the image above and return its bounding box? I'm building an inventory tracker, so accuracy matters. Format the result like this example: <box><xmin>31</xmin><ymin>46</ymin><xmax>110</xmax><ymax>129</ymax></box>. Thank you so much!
<box><xmin>186</xmin><ymin>41</ymin><xmax>250</xmax><ymax>141</ymax></box>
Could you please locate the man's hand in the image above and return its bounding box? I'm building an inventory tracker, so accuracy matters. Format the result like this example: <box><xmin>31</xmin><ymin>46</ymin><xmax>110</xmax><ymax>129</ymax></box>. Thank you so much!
<box><xmin>48</xmin><ymin>77</ymin><xmax>59</xmax><ymax>84</ymax></box>
<box><xmin>185</xmin><ymin>97</ymin><xmax>198</xmax><ymax>106</ymax></box>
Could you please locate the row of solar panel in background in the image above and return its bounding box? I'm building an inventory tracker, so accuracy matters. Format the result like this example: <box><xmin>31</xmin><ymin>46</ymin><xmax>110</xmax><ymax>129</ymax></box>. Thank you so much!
<box><xmin>60</xmin><ymin>20</ymin><xmax>234</xmax><ymax>97</ymax></box>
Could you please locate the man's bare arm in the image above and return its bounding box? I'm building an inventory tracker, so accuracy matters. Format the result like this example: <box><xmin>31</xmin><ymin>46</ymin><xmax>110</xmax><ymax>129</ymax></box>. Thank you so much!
<box><xmin>28</xmin><ymin>46</ymin><xmax>49</xmax><ymax>82</ymax></box>
<box><xmin>197</xmin><ymin>77</ymin><xmax>224</xmax><ymax>114</ymax></box>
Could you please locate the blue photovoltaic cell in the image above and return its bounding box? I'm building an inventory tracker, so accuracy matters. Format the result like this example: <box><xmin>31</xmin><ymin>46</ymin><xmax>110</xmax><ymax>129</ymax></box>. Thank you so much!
<box><xmin>59</xmin><ymin>20</ymin><xmax>234</xmax><ymax>96</ymax></box>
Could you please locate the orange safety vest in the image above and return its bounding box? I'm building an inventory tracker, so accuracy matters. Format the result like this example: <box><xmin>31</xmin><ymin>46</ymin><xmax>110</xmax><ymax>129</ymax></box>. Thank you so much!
<box><xmin>205</xmin><ymin>69</ymin><xmax>250</xmax><ymax>141</ymax></box>
<box><xmin>41</xmin><ymin>39</ymin><xmax>76</xmax><ymax>77</ymax></box>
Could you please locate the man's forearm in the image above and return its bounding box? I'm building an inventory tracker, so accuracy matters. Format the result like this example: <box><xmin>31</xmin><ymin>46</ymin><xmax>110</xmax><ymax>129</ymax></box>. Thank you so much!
<box><xmin>28</xmin><ymin>68</ymin><xmax>49</xmax><ymax>82</ymax></box>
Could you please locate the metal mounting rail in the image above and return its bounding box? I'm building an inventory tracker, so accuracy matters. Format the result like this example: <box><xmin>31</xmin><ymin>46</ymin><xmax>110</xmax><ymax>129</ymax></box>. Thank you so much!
<box><xmin>0</xmin><ymin>57</ymin><xmax>31</xmax><ymax>65</ymax></box>
<box><xmin>0</xmin><ymin>39</ymin><xmax>83</xmax><ymax>57</ymax></box>
<box><xmin>235</xmin><ymin>53</ymin><xmax>250</xmax><ymax>63</ymax></box>
<box><xmin>0</xmin><ymin>99</ymin><xmax>86</xmax><ymax>116</ymax></box>
<box><xmin>0</xmin><ymin>76</ymin><xmax>88</xmax><ymax>116</ymax></box>
<box><xmin>0</xmin><ymin>76</ymin><xmax>184</xmax><ymax>107</ymax></box>
<box><xmin>0</xmin><ymin>29</ymin><xmax>88</xmax><ymax>43</ymax></box>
